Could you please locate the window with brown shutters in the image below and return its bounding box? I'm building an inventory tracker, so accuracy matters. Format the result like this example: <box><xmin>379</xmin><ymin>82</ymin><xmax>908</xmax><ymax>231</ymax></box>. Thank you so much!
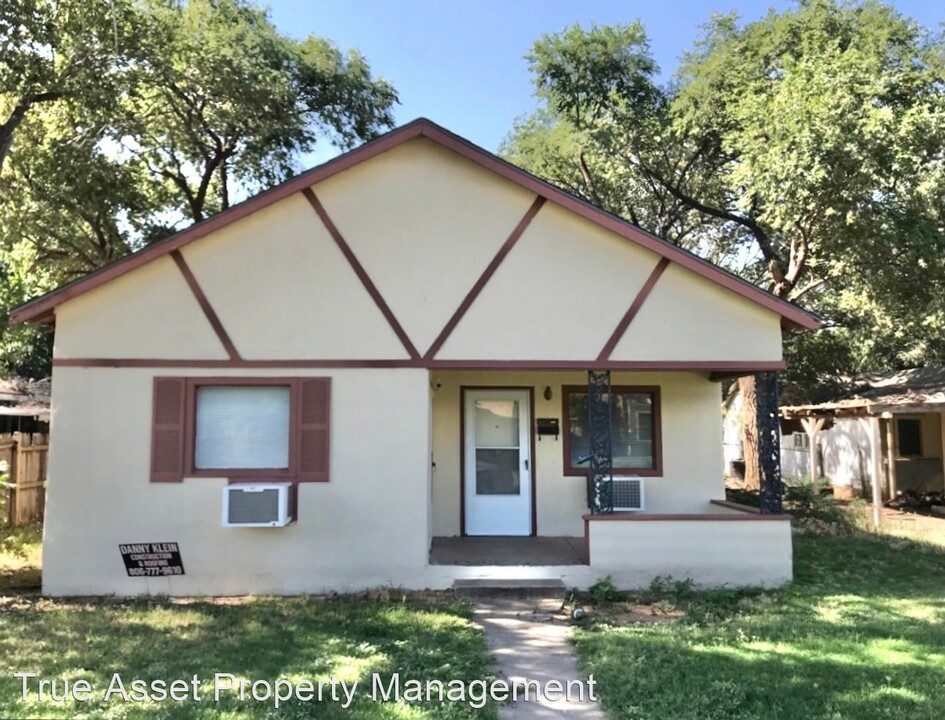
<box><xmin>150</xmin><ymin>377</ymin><xmax>331</xmax><ymax>483</ymax></box>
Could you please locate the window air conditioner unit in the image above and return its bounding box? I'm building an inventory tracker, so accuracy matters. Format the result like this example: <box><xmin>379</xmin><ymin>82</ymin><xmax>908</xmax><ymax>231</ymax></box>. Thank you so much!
<box><xmin>612</xmin><ymin>477</ymin><xmax>645</xmax><ymax>512</ymax></box>
<box><xmin>222</xmin><ymin>483</ymin><xmax>294</xmax><ymax>527</ymax></box>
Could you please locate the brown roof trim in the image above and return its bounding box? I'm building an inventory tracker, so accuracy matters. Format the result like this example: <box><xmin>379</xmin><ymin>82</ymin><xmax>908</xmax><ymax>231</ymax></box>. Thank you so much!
<box><xmin>10</xmin><ymin>118</ymin><xmax>820</xmax><ymax>330</ymax></box>
<box><xmin>583</xmin><ymin>511</ymin><xmax>791</xmax><ymax>522</ymax></box>
<box><xmin>301</xmin><ymin>188</ymin><xmax>420</xmax><ymax>360</ymax></box>
<box><xmin>424</xmin><ymin>195</ymin><xmax>545</xmax><ymax>359</ymax></box>
<box><xmin>52</xmin><ymin>357</ymin><xmax>787</xmax><ymax>372</ymax></box>
<box><xmin>170</xmin><ymin>250</ymin><xmax>241</xmax><ymax>361</ymax></box>
<box><xmin>597</xmin><ymin>257</ymin><xmax>670</xmax><ymax>362</ymax></box>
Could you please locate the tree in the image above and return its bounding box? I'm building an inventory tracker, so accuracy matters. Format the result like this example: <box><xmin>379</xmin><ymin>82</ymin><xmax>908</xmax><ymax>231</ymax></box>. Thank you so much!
<box><xmin>506</xmin><ymin>1</ymin><xmax>945</xmax><ymax>490</ymax></box>
<box><xmin>0</xmin><ymin>0</ymin><xmax>141</xmax><ymax>172</ymax></box>
<box><xmin>119</xmin><ymin>0</ymin><xmax>397</xmax><ymax>222</ymax></box>
<box><xmin>0</xmin><ymin>0</ymin><xmax>399</xmax><ymax>376</ymax></box>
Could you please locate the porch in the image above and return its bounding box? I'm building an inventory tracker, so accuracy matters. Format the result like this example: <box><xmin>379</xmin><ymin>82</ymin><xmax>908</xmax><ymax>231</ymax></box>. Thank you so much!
<box><xmin>429</xmin><ymin>536</ymin><xmax>588</xmax><ymax>566</ymax></box>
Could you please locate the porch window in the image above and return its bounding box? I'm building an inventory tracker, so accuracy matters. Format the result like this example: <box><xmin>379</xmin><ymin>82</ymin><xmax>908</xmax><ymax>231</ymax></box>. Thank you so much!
<box><xmin>562</xmin><ymin>385</ymin><xmax>662</xmax><ymax>477</ymax></box>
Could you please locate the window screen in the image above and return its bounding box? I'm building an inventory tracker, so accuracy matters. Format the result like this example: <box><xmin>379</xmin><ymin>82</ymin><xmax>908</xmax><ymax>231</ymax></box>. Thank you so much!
<box><xmin>566</xmin><ymin>389</ymin><xmax>657</xmax><ymax>473</ymax></box>
<box><xmin>195</xmin><ymin>386</ymin><xmax>291</xmax><ymax>469</ymax></box>
<box><xmin>897</xmin><ymin>418</ymin><xmax>922</xmax><ymax>457</ymax></box>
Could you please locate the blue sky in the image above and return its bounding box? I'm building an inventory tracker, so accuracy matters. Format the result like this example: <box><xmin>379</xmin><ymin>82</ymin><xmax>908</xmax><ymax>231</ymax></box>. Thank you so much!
<box><xmin>268</xmin><ymin>0</ymin><xmax>943</xmax><ymax>161</ymax></box>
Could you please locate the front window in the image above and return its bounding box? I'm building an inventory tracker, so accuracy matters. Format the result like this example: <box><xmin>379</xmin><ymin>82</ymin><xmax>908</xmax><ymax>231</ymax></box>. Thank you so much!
<box><xmin>563</xmin><ymin>385</ymin><xmax>661</xmax><ymax>476</ymax></box>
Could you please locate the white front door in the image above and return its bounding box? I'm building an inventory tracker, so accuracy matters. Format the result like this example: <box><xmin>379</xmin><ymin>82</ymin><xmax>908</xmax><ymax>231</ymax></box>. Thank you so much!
<box><xmin>464</xmin><ymin>389</ymin><xmax>532</xmax><ymax>536</ymax></box>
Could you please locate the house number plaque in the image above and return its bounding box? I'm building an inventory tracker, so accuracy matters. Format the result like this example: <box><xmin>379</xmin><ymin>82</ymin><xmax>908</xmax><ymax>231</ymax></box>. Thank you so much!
<box><xmin>119</xmin><ymin>542</ymin><xmax>185</xmax><ymax>577</ymax></box>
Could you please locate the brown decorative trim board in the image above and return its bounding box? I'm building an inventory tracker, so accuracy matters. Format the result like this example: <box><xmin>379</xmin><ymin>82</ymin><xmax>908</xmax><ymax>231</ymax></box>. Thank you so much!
<box><xmin>424</xmin><ymin>196</ymin><xmax>546</xmax><ymax>359</ymax></box>
<box><xmin>597</xmin><ymin>258</ymin><xmax>670</xmax><ymax>361</ymax></box>
<box><xmin>170</xmin><ymin>250</ymin><xmax>241</xmax><ymax>361</ymax></box>
<box><xmin>52</xmin><ymin>358</ymin><xmax>787</xmax><ymax>374</ymax></box>
<box><xmin>583</xmin><ymin>511</ymin><xmax>792</xmax><ymax>522</ymax></box>
<box><xmin>301</xmin><ymin>188</ymin><xmax>420</xmax><ymax>360</ymax></box>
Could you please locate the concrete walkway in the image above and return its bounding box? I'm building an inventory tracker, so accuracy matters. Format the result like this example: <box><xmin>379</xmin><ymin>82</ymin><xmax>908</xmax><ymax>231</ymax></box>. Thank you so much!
<box><xmin>474</xmin><ymin>599</ymin><xmax>608</xmax><ymax>719</ymax></box>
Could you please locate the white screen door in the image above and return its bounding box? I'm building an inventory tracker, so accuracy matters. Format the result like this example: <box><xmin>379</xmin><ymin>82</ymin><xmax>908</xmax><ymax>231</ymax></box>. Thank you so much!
<box><xmin>464</xmin><ymin>389</ymin><xmax>532</xmax><ymax>536</ymax></box>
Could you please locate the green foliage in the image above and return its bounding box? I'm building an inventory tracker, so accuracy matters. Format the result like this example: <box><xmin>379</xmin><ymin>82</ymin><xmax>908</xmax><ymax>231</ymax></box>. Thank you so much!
<box><xmin>785</xmin><ymin>479</ymin><xmax>869</xmax><ymax>535</ymax></box>
<box><xmin>506</xmin><ymin>1</ymin><xmax>945</xmax><ymax>399</ymax></box>
<box><xmin>589</xmin><ymin>575</ymin><xmax>623</xmax><ymax>605</ymax></box>
<box><xmin>0</xmin><ymin>0</ymin><xmax>398</xmax><ymax>376</ymax></box>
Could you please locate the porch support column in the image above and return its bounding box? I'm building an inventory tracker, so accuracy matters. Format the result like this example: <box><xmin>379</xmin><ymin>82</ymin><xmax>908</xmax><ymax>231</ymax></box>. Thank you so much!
<box><xmin>868</xmin><ymin>416</ymin><xmax>883</xmax><ymax>527</ymax></box>
<box><xmin>587</xmin><ymin>370</ymin><xmax>614</xmax><ymax>514</ymax></box>
<box><xmin>884</xmin><ymin>415</ymin><xmax>898</xmax><ymax>500</ymax></box>
<box><xmin>800</xmin><ymin>416</ymin><xmax>825</xmax><ymax>482</ymax></box>
<box><xmin>756</xmin><ymin>372</ymin><xmax>783</xmax><ymax>515</ymax></box>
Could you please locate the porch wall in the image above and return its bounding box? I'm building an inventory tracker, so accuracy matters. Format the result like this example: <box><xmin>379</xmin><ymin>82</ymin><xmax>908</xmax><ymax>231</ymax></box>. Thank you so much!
<box><xmin>431</xmin><ymin>370</ymin><xmax>726</xmax><ymax>537</ymax></box>
<box><xmin>586</xmin><ymin>507</ymin><xmax>793</xmax><ymax>587</ymax></box>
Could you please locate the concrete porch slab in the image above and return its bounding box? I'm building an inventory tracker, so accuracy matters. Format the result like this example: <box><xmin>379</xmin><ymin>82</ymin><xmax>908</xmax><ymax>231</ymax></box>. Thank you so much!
<box><xmin>430</xmin><ymin>536</ymin><xmax>588</xmax><ymax>566</ymax></box>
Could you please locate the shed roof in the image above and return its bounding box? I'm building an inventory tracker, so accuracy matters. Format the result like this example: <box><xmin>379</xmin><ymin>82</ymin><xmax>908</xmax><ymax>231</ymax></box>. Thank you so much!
<box><xmin>10</xmin><ymin>118</ymin><xmax>820</xmax><ymax>331</ymax></box>
<box><xmin>782</xmin><ymin>367</ymin><xmax>945</xmax><ymax>416</ymax></box>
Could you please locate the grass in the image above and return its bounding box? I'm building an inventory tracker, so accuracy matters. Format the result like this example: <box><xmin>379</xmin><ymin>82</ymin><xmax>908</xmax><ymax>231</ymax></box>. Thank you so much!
<box><xmin>574</xmin><ymin>530</ymin><xmax>945</xmax><ymax>720</ymax></box>
<box><xmin>0</xmin><ymin>521</ymin><xmax>497</xmax><ymax>719</ymax></box>
<box><xmin>0</xmin><ymin>594</ymin><xmax>498</xmax><ymax>719</ymax></box>
<box><xmin>0</xmin><ymin>521</ymin><xmax>42</xmax><ymax>592</ymax></box>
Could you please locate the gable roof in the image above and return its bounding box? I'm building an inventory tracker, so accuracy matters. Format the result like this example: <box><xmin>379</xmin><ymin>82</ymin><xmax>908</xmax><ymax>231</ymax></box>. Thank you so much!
<box><xmin>10</xmin><ymin>118</ymin><xmax>820</xmax><ymax>330</ymax></box>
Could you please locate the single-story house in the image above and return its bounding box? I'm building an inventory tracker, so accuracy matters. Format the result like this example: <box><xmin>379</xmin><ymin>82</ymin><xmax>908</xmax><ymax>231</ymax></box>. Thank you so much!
<box><xmin>777</xmin><ymin>368</ymin><xmax>945</xmax><ymax>503</ymax></box>
<box><xmin>12</xmin><ymin>118</ymin><xmax>819</xmax><ymax>596</ymax></box>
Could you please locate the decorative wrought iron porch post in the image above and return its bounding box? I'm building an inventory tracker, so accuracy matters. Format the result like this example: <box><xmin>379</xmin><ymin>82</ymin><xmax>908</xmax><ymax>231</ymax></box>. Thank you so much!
<box><xmin>756</xmin><ymin>371</ymin><xmax>783</xmax><ymax>514</ymax></box>
<box><xmin>588</xmin><ymin>370</ymin><xmax>614</xmax><ymax>514</ymax></box>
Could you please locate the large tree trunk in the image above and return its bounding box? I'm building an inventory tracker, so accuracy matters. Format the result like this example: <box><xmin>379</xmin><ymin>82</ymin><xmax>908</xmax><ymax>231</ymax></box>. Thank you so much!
<box><xmin>739</xmin><ymin>375</ymin><xmax>760</xmax><ymax>490</ymax></box>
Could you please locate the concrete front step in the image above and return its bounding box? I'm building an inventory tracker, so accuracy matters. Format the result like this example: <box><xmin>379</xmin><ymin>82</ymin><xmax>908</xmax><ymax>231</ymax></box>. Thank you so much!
<box><xmin>453</xmin><ymin>578</ymin><xmax>566</xmax><ymax>600</ymax></box>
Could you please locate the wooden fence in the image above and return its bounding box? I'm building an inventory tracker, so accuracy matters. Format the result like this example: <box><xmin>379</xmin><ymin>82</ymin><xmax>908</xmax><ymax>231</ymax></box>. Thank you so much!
<box><xmin>1</xmin><ymin>432</ymin><xmax>48</xmax><ymax>526</ymax></box>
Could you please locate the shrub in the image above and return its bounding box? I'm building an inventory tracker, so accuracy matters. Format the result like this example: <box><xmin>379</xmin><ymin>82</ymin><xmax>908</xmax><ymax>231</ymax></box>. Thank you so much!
<box><xmin>589</xmin><ymin>576</ymin><xmax>622</xmax><ymax>605</ymax></box>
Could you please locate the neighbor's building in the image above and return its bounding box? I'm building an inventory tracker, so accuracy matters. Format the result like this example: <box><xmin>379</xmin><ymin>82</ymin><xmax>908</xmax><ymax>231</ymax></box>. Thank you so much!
<box><xmin>12</xmin><ymin>119</ymin><xmax>819</xmax><ymax>596</ymax></box>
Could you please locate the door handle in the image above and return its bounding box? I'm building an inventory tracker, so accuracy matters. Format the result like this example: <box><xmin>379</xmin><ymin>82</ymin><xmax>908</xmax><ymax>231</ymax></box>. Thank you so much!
<box><xmin>524</xmin><ymin>459</ymin><xmax>529</xmax><ymax>470</ymax></box>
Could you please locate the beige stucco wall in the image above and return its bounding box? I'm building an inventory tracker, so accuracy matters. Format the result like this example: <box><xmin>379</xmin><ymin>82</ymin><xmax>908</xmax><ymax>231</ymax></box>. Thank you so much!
<box><xmin>431</xmin><ymin>370</ymin><xmax>725</xmax><ymax>537</ymax></box>
<box><xmin>436</xmin><ymin>202</ymin><xmax>661</xmax><ymax>361</ymax></box>
<box><xmin>43</xmin><ymin>367</ymin><xmax>431</xmax><ymax>596</ymax></box>
<box><xmin>587</xmin><ymin>511</ymin><xmax>794</xmax><ymax>587</ymax></box>
<box><xmin>53</xmin><ymin>136</ymin><xmax>785</xmax><ymax>366</ymax></box>
<box><xmin>179</xmin><ymin>193</ymin><xmax>409</xmax><ymax>360</ymax></box>
<box><xmin>612</xmin><ymin>264</ymin><xmax>783</xmax><ymax>362</ymax></box>
<box><xmin>54</xmin><ymin>256</ymin><xmax>230</xmax><ymax>360</ymax></box>
<box><xmin>313</xmin><ymin>137</ymin><xmax>538</xmax><ymax>357</ymax></box>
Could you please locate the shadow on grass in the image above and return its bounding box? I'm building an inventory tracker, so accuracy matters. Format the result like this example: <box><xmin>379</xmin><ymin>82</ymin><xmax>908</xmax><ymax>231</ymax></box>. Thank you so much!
<box><xmin>575</xmin><ymin>531</ymin><xmax>945</xmax><ymax>720</ymax></box>
<box><xmin>0</xmin><ymin>596</ymin><xmax>498</xmax><ymax>719</ymax></box>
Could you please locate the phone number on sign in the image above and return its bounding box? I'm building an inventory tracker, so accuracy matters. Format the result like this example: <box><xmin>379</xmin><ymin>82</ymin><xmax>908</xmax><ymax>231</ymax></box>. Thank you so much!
<box><xmin>127</xmin><ymin>567</ymin><xmax>183</xmax><ymax>577</ymax></box>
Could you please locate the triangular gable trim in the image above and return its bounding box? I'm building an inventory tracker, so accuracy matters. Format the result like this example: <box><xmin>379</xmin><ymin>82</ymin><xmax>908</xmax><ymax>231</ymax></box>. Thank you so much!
<box><xmin>10</xmin><ymin>118</ymin><xmax>820</xmax><ymax>330</ymax></box>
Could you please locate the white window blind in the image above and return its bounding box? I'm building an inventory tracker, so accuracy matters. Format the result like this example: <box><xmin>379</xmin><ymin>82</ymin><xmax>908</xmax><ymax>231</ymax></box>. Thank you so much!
<box><xmin>195</xmin><ymin>386</ymin><xmax>291</xmax><ymax>470</ymax></box>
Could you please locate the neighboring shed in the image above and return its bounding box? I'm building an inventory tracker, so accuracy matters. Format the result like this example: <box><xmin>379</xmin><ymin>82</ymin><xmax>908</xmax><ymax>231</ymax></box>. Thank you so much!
<box><xmin>778</xmin><ymin>368</ymin><xmax>945</xmax><ymax>509</ymax></box>
<box><xmin>0</xmin><ymin>378</ymin><xmax>50</xmax><ymax>433</ymax></box>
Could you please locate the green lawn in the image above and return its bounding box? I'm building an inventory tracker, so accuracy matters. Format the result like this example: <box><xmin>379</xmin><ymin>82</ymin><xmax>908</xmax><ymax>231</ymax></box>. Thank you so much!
<box><xmin>1</xmin><ymin>525</ymin><xmax>497</xmax><ymax>719</ymax></box>
<box><xmin>575</xmin><ymin>531</ymin><xmax>945</xmax><ymax>720</ymax></box>
<box><xmin>0</xmin><ymin>521</ymin><xmax>42</xmax><ymax>593</ymax></box>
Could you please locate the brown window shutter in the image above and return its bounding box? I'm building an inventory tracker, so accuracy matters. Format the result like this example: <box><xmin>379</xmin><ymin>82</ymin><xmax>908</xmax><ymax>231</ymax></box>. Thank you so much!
<box><xmin>297</xmin><ymin>378</ymin><xmax>330</xmax><ymax>482</ymax></box>
<box><xmin>151</xmin><ymin>378</ymin><xmax>186</xmax><ymax>483</ymax></box>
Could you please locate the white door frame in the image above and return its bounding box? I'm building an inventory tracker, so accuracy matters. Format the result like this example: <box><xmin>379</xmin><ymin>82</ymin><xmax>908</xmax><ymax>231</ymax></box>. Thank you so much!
<box><xmin>461</xmin><ymin>387</ymin><xmax>534</xmax><ymax>536</ymax></box>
